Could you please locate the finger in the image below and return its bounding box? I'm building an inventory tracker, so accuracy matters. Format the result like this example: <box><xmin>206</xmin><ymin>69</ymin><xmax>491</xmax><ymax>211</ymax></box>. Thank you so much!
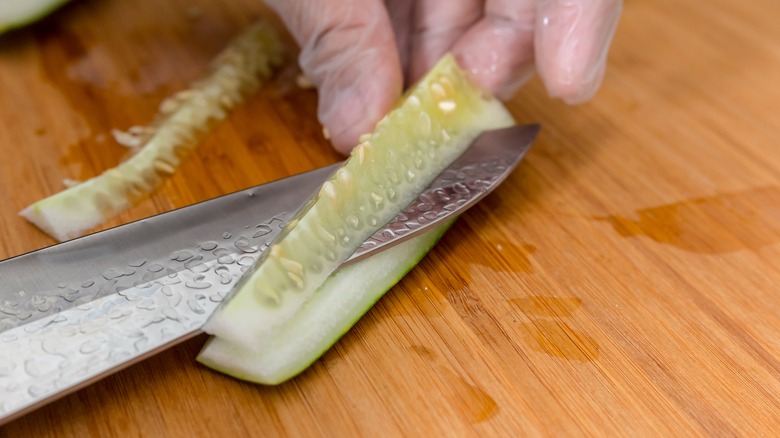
<box><xmin>385</xmin><ymin>0</ymin><xmax>415</xmax><ymax>76</ymax></box>
<box><xmin>450</xmin><ymin>0</ymin><xmax>537</xmax><ymax>98</ymax></box>
<box><xmin>535</xmin><ymin>0</ymin><xmax>623</xmax><ymax>104</ymax></box>
<box><xmin>407</xmin><ymin>0</ymin><xmax>483</xmax><ymax>83</ymax></box>
<box><xmin>266</xmin><ymin>0</ymin><xmax>403</xmax><ymax>153</ymax></box>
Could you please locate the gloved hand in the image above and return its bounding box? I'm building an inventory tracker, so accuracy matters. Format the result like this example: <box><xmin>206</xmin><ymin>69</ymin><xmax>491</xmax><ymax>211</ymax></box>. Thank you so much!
<box><xmin>266</xmin><ymin>0</ymin><xmax>623</xmax><ymax>153</ymax></box>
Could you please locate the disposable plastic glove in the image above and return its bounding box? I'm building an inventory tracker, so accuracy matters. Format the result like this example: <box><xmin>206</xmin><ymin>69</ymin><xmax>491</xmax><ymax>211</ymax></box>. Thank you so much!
<box><xmin>266</xmin><ymin>0</ymin><xmax>623</xmax><ymax>153</ymax></box>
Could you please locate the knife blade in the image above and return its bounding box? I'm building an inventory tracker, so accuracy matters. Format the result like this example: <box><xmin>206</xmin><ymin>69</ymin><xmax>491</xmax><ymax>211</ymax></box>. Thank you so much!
<box><xmin>0</xmin><ymin>124</ymin><xmax>538</xmax><ymax>424</ymax></box>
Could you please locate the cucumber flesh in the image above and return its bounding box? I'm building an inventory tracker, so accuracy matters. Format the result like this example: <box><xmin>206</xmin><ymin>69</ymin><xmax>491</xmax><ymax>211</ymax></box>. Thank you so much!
<box><xmin>20</xmin><ymin>21</ymin><xmax>286</xmax><ymax>241</ymax></box>
<box><xmin>197</xmin><ymin>223</ymin><xmax>451</xmax><ymax>384</ymax></box>
<box><xmin>204</xmin><ymin>54</ymin><xmax>514</xmax><ymax>350</ymax></box>
<box><xmin>0</xmin><ymin>0</ymin><xmax>69</xmax><ymax>34</ymax></box>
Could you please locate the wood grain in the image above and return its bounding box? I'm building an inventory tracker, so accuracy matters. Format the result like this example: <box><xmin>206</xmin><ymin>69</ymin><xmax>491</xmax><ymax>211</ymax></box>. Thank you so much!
<box><xmin>1</xmin><ymin>0</ymin><xmax>779</xmax><ymax>435</ymax></box>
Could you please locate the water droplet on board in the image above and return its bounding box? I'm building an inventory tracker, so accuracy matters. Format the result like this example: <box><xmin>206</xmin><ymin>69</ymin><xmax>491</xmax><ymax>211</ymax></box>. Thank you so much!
<box><xmin>132</xmin><ymin>279</ymin><xmax>153</xmax><ymax>289</ymax></box>
<box><xmin>102</xmin><ymin>268</ymin><xmax>136</xmax><ymax>280</ymax></box>
<box><xmin>185</xmin><ymin>275</ymin><xmax>212</xmax><ymax>290</ymax></box>
<box><xmin>237</xmin><ymin>256</ymin><xmax>256</xmax><ymax>267</ymax></box>
<box><xmin>519</xmin><ymin>320</ymin><xmax>600</xmax><ymax>362</ymax></box>
<box><xmin>32</xmin><ymin>295</ymin><xmax>53</xmax><ymax>312</ymax></box>
<box><xmin>171</xmin><ymin>250</ymin><xmax>194</xmax><ymax>262</ymax></box>
<box><xmin>118</xmin><ymin>288</ymin><xmax>143</xmax><ymax>302</ymax></box>
<box><xmin>209</xmin><ymin>291</ymin><xmax>228</xmax><ymax>303</ymax></box>
<box><xmin>235</xmin><ymin>236</ymin><xmax>257</xmax><ymax>253</ymax></box>
<box><xmin>213</xmin><ymin>267</ymin><xmax>232</xmax><ymax>285</ymax></box>
<box><xmin>252</xmin><ymin>224</ymin><xmax>273</xmax><ymax>238</ymax></box>
<box><xmin>594</xmin><ymin>187</ymin><xmax>780</xmax><ymax>253</ymax></box>
<box><xmin>59</xmin><ymin>288</ymin><xmax>81</xmax><ymax>302</ymax></box>
<box><xmin>187</xmin><ymin>299</ymin><xmax>205</xmax><ymax>314</ymax></box>
<box><xmin>213</xmin><ymin>247</ymin><xmax>230</xmax><ymax>256</ymax></box>
<box><xmin>218</xmin><ymin>255</ymin><xmax>235</xmax><ymax>265</ymax></box>
<box><xmin>200</xmin><ymin>241</ymin><xmax>218</xmax><ymax>251</ymax></box>
<box><xmin>185</xmin><ymin>255</ymin><xmax>209</xmax><ymax>273</ymax></box>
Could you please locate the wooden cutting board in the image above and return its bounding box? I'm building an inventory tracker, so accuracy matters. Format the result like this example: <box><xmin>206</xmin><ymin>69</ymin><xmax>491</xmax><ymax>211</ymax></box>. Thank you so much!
<box><xmin>1</xmin><ymin>0</ymin><xmax>779</xmax><ymax>435</ymax></box>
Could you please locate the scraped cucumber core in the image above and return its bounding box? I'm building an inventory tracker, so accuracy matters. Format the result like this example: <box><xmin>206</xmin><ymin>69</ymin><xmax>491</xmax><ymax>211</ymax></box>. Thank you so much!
<box><xmin>201</xmin><ymin>55</ymin><xmax>514</xmax><ymax>372</ymax></box>
<box><xmin>20</xmin><ymin>21</ymin><xmax>285</xmax><ymax>241</ymax></box>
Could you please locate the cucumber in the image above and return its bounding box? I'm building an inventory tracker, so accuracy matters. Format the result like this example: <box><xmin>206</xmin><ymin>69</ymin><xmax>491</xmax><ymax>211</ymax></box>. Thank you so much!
<box><xmin>20</xmin><ymin>21</ymin><xmax>286</xmax><ymax>241</ymax></box>
<box><xmin>197</xmin><ymin>223</ymin><xmax>451</xmax><ymax>384</ymax></box>
<box><xmin>0</xmin><ymin>0</ymin><xmax>69</xmax><ymax>34</ymax></box>
<box><xmin>203</xmin><ymin>54</ymin><xmax>514</xmax><ymax>351</ymax></box>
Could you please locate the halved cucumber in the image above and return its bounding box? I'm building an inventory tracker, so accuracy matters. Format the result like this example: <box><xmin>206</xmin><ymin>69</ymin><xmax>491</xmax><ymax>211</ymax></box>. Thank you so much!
<box><xmin>0</xmin><ymin>0</ymin><xmax>69</xmax><ymax>34</ymax></box>
<box><xmin>20</xmin><ymin>21</ymin><xmax>286</xmax><ymax>241</ymax></box>
<box><xmin>197</xmin><ymin>223</ymin><xmax>451</xmax><ymax>384</ymax></box>
<box><xmin>203</xmin><ymin>54</ymin><xmax>514</xmax><ymax>350</ymax></box>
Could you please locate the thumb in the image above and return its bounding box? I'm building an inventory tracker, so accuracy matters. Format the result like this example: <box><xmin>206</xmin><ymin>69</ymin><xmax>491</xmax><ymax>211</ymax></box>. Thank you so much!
<box><xmin>266</xmin><ymin>0</ymin><xmax>403</xmax><ymax>153</ymax></box>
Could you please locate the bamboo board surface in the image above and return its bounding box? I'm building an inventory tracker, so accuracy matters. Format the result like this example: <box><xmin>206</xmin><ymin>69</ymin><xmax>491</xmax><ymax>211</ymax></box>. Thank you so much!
<box><xmin>1</xmin><ymin>0</ymin><xmax>779</xmax><ymax>435</ymax></box>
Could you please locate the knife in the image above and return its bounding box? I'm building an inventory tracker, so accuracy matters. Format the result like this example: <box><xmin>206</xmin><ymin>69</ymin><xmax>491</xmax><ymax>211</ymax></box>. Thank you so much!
<box><xmin>0</xmin><ymin>124</ymin><xmax>539</xmax><ymax>424</ymax></box>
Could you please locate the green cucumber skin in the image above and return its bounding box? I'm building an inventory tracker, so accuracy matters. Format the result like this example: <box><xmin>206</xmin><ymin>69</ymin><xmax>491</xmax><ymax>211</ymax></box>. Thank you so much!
<box><xmin>197</xmin><ymin>222</ymin><xmax>453</xmax><ymax>385</ymax></box>
<box><xmin>0</xmin><ymin>0</ymin><xmax>70</xmax><ymax>34</ymax></box>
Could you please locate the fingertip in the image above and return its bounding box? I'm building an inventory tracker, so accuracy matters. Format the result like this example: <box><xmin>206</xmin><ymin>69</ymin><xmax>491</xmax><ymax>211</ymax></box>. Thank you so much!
<box><xmin>536</xmin><ymin>0</ymin><xmax>622</xmax><ymax>104</ymax></box>
<box><xmin>318</xmin><ymin>61</ymin><xmax>402</xmax><ymax>154</ymax></box>
<box><xmin>543</xmin><ymin>62</ymin><xmax>606</xmax><ymax>104</ymax></box>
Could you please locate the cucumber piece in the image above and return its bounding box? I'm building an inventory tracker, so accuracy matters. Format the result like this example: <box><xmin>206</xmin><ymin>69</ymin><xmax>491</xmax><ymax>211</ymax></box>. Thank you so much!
<box><xmin>204</xmin><ymin>54</ymin><xmax>514</xmax><ymax>350</ymax></box>
<box><xmin>197</xmin><ymin>223</ymin><xmax>451</xmax><ymax>384</ymax></box>
<box><xmin>20</xmin><ymin>21</ymin><xmax>286</xmax><ymax>241</ymax></box>
<box><xmin>0</xmin><ymin>0</ymin><xmax>69</xmax><ymax>34</ymax></box>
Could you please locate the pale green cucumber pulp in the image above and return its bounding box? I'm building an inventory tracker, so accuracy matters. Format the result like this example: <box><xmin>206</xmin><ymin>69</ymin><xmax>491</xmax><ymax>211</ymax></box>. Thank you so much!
<box><xmin>203</xmin><ymin>54</ymin><xmax>515</xmax><ymax>352</ymax></box>
<box><xmin>197</xmin><ymin>223</ymin><xmax>451</xmax><ymax>384</ymax></box>
<box><xmin>0</xmin><ymin>0</ymin><xmax>69</xmax><ymax>34</ymax></box>
<box><xmin>20</xmin><ymin>21</ymin><xmax>285</xmax><ymax>241</ymax></box>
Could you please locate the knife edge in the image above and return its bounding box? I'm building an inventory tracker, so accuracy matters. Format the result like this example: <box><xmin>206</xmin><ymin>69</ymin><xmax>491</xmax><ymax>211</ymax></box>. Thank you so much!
<box><xmin>0</xmin><ymin>124</ymin><xmax>538</xmax><ymax>424</ymax></box>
